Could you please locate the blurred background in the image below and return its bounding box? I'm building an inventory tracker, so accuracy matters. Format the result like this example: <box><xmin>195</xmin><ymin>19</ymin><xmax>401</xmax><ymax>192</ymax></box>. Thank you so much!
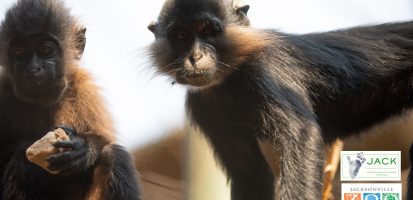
<box><xmin>1</xmin><ymin>0</ymin><xmax>413</xmax><ymax>199</ymax></box>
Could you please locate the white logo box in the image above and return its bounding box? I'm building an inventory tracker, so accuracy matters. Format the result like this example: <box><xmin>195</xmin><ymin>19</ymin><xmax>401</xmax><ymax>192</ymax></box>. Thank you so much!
<box><xmin>342</xmin><ymin>183</ymin><xmax>402</xmax><ymax>200</ymax></box>
<box><xmin>340</xmin><ymin>151</ymin><xmax>401</xmax><ymax>181</ymax></box>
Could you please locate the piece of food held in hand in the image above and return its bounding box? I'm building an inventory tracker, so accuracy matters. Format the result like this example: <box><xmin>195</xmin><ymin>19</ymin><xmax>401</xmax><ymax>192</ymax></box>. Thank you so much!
<box><xmin>26</xmin><ymin>128</ymin><xmax>70</xmax><ymax>174</ymax></box>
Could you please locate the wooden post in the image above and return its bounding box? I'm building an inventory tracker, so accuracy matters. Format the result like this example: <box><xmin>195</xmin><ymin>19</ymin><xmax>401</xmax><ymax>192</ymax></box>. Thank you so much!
<box><xmin>322</xmin><ymin>139</ymin><xmax>344</xmax><ymax>200</ymax></box>
<box><xmin>186</xmin><ymin>127</ymin><xmax>231</xmax><ymax>200</ymax></box>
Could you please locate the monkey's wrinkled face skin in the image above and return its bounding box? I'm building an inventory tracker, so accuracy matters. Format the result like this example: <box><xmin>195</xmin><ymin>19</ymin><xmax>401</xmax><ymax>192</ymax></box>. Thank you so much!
<box><xmin>150</xmin><ymin>17</ymin><xmax>230</xmax><ymax>88</ymax></box>
<box><xmin>8</xmin><ymin>33</ymin><xmax>67</xmax><ymax>105</ymax></box>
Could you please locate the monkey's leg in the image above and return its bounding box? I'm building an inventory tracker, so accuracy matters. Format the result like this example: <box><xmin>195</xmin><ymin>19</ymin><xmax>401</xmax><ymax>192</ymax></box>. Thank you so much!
<box><xmin>1</xmin><ymin>149</ymin><xmax>49</xmax><ymax>200</ymax></box>
<box><xmin>407</xmin><ymin>143</ymin><xmax>413</xmax><ymax>200</ymax></box>
<box><xmin>205</xmin><ymin>130</ymin><xmax>274</xmax><ymax>200</ymax></box>
<box><xmin>278</xmin><ymin>121</ymin><xmax>324</xmax><ymax>200</ymax></box>
<box><xmin>86</xmin><ymin>144</ymin><xmax>141</xmax><ymax>200</ymax></box>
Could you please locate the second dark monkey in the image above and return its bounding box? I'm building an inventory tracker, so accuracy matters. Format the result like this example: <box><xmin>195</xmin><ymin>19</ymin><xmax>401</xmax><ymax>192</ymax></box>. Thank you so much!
<box><xmin>148</xmin><ymin>0</ymin><xmax>413</xmax><ymax>199</ymax></box>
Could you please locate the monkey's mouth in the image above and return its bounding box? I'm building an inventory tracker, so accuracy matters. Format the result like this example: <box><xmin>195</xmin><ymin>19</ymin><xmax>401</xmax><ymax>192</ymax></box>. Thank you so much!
<box><xmin>13</xmin><ymin>78</ymin><xmax>68</xmax><ymax>105</ymax></box>
<box><xmin>175</xmin><ymin>70</ymin><xmax>216</xmax><ymax>87</ymax></box>
<box><xmin>16</xmin><ymin>77</ymin><xmax>58</xmax><ymax>92</ymax></box>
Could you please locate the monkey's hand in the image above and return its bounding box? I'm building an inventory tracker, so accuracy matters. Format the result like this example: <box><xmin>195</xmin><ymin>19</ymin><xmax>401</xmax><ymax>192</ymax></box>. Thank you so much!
<box><xmin>46</xmin><ymin>127</ymin><xmax>98</xmax><ymax>175</ymax></box>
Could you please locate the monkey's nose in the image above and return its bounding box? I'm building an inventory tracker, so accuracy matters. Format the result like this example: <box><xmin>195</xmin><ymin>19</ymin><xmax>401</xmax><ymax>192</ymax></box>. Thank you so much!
<box><xmin>25</xmin><ymin>66</ymin><xmax>44</xmax><ymax>77</ymax></box>
<box><xmin>189</xmin><ymin>53</ymin><xmax>203</xmax><ymax>66</ymax></box>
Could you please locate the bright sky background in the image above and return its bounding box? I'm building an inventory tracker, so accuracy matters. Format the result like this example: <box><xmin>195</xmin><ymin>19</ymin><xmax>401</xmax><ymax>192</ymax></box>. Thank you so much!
<box><xmin>0</xmin><ymin>0</ymin><xmax>412</xmax><ymax>149</ymax></box>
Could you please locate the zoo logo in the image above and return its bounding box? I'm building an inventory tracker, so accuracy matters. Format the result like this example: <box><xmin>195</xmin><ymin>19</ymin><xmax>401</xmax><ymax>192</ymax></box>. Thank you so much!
<box><xmin>344</xmin><ymin>193</ymin><xmax>400</xmax><ymax>200</ymax></box>
<box><xmin>363</xmin><ymin>193</ymin><xmax>380</xmax><ymax>200</ymax></box>
<box><xmin>344</xmin><ymin>193</ymin><xmax>361</xmax><ymax>200</ymax></box>
<box><xmin>347</xmin><ymin>152</ymin><xmax>366</xmax><ymax>179</ymax></box>
<box><xmin>382</xmin><ymin>193</ymin><xmax>400</xmax><ymax>200</ymax></box>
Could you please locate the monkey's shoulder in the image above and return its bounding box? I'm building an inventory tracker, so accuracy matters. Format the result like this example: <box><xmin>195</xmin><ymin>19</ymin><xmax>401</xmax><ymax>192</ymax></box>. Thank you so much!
<box><xmin>63</xmin><ymin>67</ymin><xmax>103</xmax><ymax>99</ymax></box>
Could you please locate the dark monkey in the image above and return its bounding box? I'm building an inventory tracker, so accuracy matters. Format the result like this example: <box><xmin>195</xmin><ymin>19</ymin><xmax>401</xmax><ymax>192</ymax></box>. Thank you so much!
<box><xmin>148</xmin><ymin>0</ymin><xmax>413</xmax><ymax>199</ymax></box>
<box><xmin>0</xmin><ymin>0</ymin><xmax>140</xmax><ymax>199</ymax></box>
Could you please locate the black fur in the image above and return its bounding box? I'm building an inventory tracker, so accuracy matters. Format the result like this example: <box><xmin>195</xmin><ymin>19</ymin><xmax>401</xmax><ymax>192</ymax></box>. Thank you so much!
<box><xmin>1</xmin><ymin>147</ymin><xmax>93</xmax><ymax>200</ymax></box>
<box><xmin>149</xmin><ymin>0</ymin><xmax>413</xmax><ymax>199</ymax></box>
<box><xmin>100</xmin><ymin>145</ymin><xmax>141</xmax><ymax>200</ymax></box>
<box><xmin>0</xmin><ymin>0</ymin><xmax>73</xmax><ymax>47</ymax></box>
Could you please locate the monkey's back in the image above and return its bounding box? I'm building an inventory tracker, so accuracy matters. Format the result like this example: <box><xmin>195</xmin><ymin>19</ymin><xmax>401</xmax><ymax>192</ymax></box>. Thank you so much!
<box><xmin>293</xmin><ymin>21</ymin><xmax>413</xmax><ymax>141</ymax></box>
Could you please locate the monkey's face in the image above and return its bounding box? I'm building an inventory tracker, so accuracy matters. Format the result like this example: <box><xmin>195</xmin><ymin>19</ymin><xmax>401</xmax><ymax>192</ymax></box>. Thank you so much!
<box><xmin>149</xmin><ymin>0</ymin><xmax>250</xmax><ymax>88</ymax></box>
<box><xmin>7</xmin><ymin>33</ymin><xmax>67</xmax><ymax>105</ymax></box>
<box><xmin>0</xmin><ymin>0</ymin><xmax>86</xmax><ymax>105</ymax></box>
<box><xmin>150</xmin><ymin>18</ymin><xmax>228</xmax><ymax>88</ymax></box>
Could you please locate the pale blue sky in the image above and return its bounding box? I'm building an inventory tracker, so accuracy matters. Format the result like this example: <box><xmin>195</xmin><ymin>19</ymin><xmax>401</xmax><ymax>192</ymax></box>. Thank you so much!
<box><xmin>0</xmin><ymin>0</ymin><xmax>412</xmax><ymax>149</ymax></box>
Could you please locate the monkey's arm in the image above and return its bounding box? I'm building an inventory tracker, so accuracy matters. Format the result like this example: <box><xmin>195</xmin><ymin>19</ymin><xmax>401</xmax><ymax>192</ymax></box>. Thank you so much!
<box><xmin>46</xmin><ymin>68</ymin><xmax>115</xmax><ymax>174</ymax></box>
<box><xmin>277</xmin><ymin>116</ymin><xmax>324</xmax><ymax>200</ymax></box>
<box><xmin>258</xmin><ymin>77</ymin><xmax>325</xmax><ymax>200</ymax></box>
<box><xmin>47</xmin><ymin>68</ymin><xmax>140</xmax><ymax>199</ymax></box>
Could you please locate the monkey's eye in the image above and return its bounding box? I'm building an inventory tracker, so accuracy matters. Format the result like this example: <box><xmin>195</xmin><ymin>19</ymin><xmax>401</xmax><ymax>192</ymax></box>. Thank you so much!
<box><xmin>196</xmin><ymin>20</ymin><xmax>221</xmax><ymax>38</ymax></box>
<box><xmin>197</xmin><ymin>20</ymin><xmax>213</xmax><ymax>35</ymax></box>
<box><xmin>13</xmin><ymin>46</ymin><xmax>27</xmax><ymax>55</ymax></box>
<box><xmin>175</xmin><ymin>30</ymin><xmax>188</xmax><ymax>40</ymax></box>
<box><xmin>38</xmin><ymin>44</ymin><xmax>56</xmax><ymax>57</ymax></box>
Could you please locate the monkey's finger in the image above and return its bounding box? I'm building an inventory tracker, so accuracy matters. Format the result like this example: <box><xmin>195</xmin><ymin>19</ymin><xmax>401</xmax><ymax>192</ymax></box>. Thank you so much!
<box><xmin>53</xmin><ymin>137</ymin><xmax>86</xmax><ymax>149</ymax></box>
<box><xmin>46</xmin><ymin>148</ymin><xmax>87</xmax><ymax>165</ymax></box>
<box><xmin>50</xmin><ymin>157</ymin><xmax>88</xmax><ymax>175</ymax></box>
<box><xmin>54</xmin><ymin>126</ymin><xmax>78</xmax><ymax>139</ymax></box>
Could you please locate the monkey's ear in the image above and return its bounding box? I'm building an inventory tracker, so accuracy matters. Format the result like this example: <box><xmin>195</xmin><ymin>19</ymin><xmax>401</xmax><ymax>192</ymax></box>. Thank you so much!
<box><xmin>237</xmin><ymin>5</ymin><xmax>250</xmax><ymax>15</ymax></box>
<box><xmin>74</xmin><ymin>27</ymin><xmax>87</xmax><ymax>60</ymax></box>
<box><xmin>148</xmin><ymin>21</ymin><xmax>156</xmax><ymax>33</ymax></box>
